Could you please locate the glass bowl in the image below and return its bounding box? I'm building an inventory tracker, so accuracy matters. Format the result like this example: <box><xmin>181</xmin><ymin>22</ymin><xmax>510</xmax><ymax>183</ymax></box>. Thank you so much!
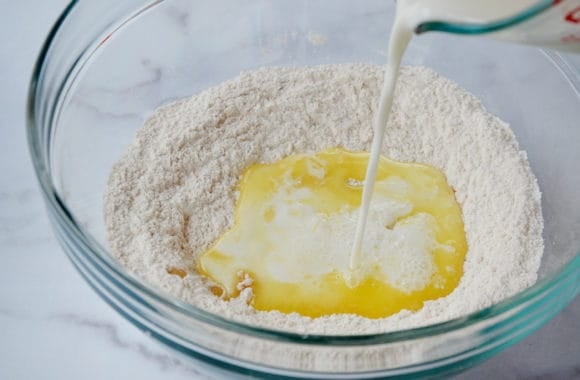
<box><xmin>28</xmin><ymin>0</ymin><xmax>579</xmax><ymax>378</ymax></box>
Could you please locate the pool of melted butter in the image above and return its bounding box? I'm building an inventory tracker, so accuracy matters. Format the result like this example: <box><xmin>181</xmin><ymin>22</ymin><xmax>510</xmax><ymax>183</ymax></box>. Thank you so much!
<box><xmin>197</xmin><ymin>148</ymin><xmax>467</xmax><ymax>318</ymax></box>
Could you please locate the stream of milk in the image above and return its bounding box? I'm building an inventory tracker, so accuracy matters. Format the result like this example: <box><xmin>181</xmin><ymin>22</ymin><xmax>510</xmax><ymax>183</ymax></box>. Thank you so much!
<box><xmin>349</xmin><ymin>0</ymin><xmax>545</xmax><ymax>280</ymax></box>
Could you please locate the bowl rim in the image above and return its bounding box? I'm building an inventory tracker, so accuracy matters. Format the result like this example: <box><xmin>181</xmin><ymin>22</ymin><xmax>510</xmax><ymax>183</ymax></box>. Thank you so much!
<box><xmin>27</xmin><ymin>0</ymin><xmax>580</xmax><ymax>346</ymax></box>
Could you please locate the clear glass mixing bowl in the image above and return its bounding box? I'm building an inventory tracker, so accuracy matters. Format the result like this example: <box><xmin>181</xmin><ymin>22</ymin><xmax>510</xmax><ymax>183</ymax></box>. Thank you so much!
<box><xmin>28</xmin><ymin>0</ymin><xmax>579</xmax><ymax>378</ymax></box>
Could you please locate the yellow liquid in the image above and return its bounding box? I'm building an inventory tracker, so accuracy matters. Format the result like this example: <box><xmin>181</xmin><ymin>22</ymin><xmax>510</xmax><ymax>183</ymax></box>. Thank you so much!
<box><xmin>199</xmin><ymin>148</ymin><xmax>467</xmax><ymax>318</ymax></box>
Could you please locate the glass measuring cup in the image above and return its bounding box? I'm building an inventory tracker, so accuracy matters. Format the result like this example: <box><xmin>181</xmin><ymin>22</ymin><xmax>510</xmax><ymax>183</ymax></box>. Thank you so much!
<box><xmin>415</xmin><ymin>0</ymin><xmax>580</xmax><ymax>53</ymax></box>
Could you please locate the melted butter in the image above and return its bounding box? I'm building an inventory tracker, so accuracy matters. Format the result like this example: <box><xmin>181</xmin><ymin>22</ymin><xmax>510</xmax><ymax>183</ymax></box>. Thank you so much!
<box><xmin>198</xmin><ymin>148</ymin><xmax>467</xmax><ymax>318</ymax></box>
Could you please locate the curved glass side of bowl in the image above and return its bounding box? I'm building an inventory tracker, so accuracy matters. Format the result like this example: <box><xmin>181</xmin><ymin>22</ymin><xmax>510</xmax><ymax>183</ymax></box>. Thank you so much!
<box><xmin>26</xmin><ymin>0</ymin><xmax>580</xmax><ymax>376</ymax></box>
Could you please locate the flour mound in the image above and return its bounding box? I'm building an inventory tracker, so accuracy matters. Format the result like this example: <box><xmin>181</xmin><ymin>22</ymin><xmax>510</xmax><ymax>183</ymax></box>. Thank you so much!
<box><xmin>104</xmin><ymin>65</ymin><xmax>543</xmax><ymax>335</ymax></box>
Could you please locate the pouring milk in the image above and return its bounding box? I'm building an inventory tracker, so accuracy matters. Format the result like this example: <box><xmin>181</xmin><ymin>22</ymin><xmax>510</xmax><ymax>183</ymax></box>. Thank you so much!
<box><xmin>350</xmin><ymin>0</ymin><xmax>580</xmax><ymax>280</ymax></box>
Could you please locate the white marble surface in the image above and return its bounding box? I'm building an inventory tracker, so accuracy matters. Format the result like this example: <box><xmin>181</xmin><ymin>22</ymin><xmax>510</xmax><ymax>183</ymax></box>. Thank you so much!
<box><xmin>1</xmin><ymin>1</ymin><xmax>579</xmax><ymax>379</ymax></box>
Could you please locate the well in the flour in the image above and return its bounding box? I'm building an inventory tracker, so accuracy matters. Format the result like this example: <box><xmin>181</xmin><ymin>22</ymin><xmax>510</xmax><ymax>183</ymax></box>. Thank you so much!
<box><xmin>104</xmin><ymin>64</ymin><xmax>543</xmax><ymax>334</ymax></box>
<box><xmin>199</xmin><ymin>148</ymin><xmax>467</xmax><ymax>319</ymax></box>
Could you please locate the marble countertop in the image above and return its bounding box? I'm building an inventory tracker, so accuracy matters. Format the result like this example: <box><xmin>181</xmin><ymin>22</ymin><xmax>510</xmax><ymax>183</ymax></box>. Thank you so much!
<box><xmin>1</xmin><ymin>1</ymin><xmax>578</xmax><ymax>379</ymax></box>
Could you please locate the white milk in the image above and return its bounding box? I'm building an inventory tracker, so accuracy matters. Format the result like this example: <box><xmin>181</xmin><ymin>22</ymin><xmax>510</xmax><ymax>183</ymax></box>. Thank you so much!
<box><xmin>350</xmin><ymin>0</ymin><xmax>579</xmax><ymax>277</ymax></box>
<box><xmin>349</xmin><ymin>15</ymin><xmax>412</xmax><ymax>276</ymax></box>
<box><xmin>401</xmin><ymin>0</ymin><xmax>540</xmax><ymax>25</ymax></box>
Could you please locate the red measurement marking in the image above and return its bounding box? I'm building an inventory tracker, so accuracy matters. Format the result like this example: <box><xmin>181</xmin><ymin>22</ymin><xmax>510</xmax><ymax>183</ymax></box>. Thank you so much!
<box><xmin>564</xmin><ymin>6</ymin><xmax>580</xmax><ymax>23</ymax></box>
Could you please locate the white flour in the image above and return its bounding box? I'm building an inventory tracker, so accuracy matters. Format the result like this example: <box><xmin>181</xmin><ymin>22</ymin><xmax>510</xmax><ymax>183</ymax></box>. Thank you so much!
<box><xmin>104</xmin><ymin>64</ymin><xmax>543</xmax><ymax>334</ymax></box>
